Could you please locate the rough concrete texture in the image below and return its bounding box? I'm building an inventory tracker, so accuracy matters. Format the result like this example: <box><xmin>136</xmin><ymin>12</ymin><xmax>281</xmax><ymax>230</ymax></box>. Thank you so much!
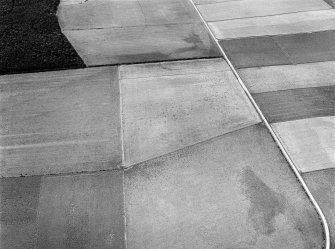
<box><xmin>63</xmin><ymin>23</ymin><xmax>220</xmax><ymax>66</ymax></box>
<box><xmin>272</xmin><ymin>117</ymin><xmax>335</xmax><ymax>173</ymax></box>
<box><xmin>0</xmin><ymin>0</ymin><xmax>84</xmax><ymax>74</ymax></box>
<box><xmin>220</xmin><ymin>37</ymin><xmax>291</xmax><ymax>69</ymax></box>
<box><xmin>120</xmin><ymin>59</ymin><xmax>260</xmax><ymax>166</ymax></box>
<box><xmin>253</xmin><ymin>86</ymin><xmax>335</xmax><ymax>123</ymax></box>
<box><xmin>0</xmin><ymin>171</ymin><xmax>125</xmax><ymax>249</ymax></box>
<box><xmin>124</xmin><ymin>124</ymin><xmax>324</xmax><ymax>249</ymax></box>
<box><xmin>197</xmin><ymin>0</ymin><xmax>331</xmax><ymax>22</ymax></box>
<box><xmin>303</xmin><ymin>169</ymin><xmax>335</xmax><ymax>249</ymax></box>
<box><xmin>57</xmin><ymin>0</ymin><xmax>201</xmax><ymax>30</ymax></box>
<box><xmin>0</xmin><ymin>67</ymin><xmax>121</xmax><ymax>177</ymax></box>
<box><xmin>238</xmin><ymin>61</ymin><xmax>335</xmax><ymax>93</ymax></box>
<box><xmin>208</xmin><ymin>10</ymin><xmax>335</xmax><ymax>39</ymax></box>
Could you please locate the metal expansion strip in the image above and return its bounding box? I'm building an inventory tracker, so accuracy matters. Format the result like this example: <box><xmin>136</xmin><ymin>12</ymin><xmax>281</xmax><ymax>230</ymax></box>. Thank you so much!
<box><xmin>187</xmin><ymin>1</ymin><xmax>330</xmax><ymax>248</ymax></box>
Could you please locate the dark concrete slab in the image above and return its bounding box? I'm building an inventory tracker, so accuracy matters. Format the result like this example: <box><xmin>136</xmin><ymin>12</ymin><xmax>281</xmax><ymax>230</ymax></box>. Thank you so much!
<box><xmin>219</xmin><ymin>37</ymin><xmax>292</xmax><ymax>69</ymax></box>
<box><xmin>125</xmin><ymin>124</ymin><xmax>324</xmax><ymax>249</ymax></box>
<box><xmin>0</xmin><ymin>176</ymin><xmax>41</xmax><ymax>249</ymax></box>
<box><xmin>36</xmin><ymin>171</ymin><xmax>125</xmax><ymax>249</ymax></box>
<box><xmin>64</xmin><ymin>23</ymin><xmax>220</xmax><ymax>66</ymax></box>
<box><xmin>0</xmin><ymin>67</ymin><xmax>121</xmax><ymax>177</ymax></box>
<box><xmin>303</xmin><ymin>169</ymin><xmax>335</xmax><ymax>249</ymax></box>
<box><xmin>324</xmin><ymin>0</ymin><xmax>335</xmax><ymax>7</ymax></box>
<box><xmin>274</xmin><ymin>30</ymin><xmax>335</xmax><ymax>64</ymax></box>
<box><xmin>253</xmin><ymin>86</ymin><xmax>335</xmax><ymax>123</ymax></box>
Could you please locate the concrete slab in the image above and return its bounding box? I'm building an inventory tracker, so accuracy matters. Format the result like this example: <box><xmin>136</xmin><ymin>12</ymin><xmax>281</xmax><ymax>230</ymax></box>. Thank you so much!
<box><xmin>238</xmin><ymin>61</ymin><xmax>335</xmax><ymax>93</ymax></box>
<box><xmin>274</xmin><ymin>30</ymin><xmax>335</xmax><ymax>64</ymax></box>
<box><xmin>253</xmin><ymin>86</ymin><xmax>335</xmax><ymax>123</ymax></box>
<box><xmin>197</xmin><ymin>0</ymin><xmax>331</xmax><ymax>22</ymax></box>
<box><xmin>220</xmin><ymin>37</ymin><xmax>291</xmax><ymax>69</ymax></box>
<box><xmin>121</xmin><ymin>59</ymin><xmax>260</xmax><ymax>166</ymax></box>
<box><xmin>124</xmin><ymin>124</ymin><xmax>324</xmax><ymax>249</ymax></box>
<box><xmin>303</xmin><ymin>169</ymin><xmax>335</xmax><ymax>249</ymax></box>
<box><xmin>63</xmin><ymin>23</ymin><xmax>220</xmax><ymax>66</ymax></box>
<box><xmin>0</xmin><ymin>67</ymin><xmax>121</xmax><ymax>177</ymax></box>
<box><xmin>209</xmin><ymin>10</ymin><xmax>335</xmax><ymax>39</ymax></box>
<box><xmin>194</xmin><ymin>0</ymin><xmax>242</xmax><ymax>4</ymax></box>
<box><xmin>272</xmin><ymin>117</ymin><xmax>335</xmax><ymax>173</ymax></box>
<box><xmin>36</xmin><ymin>171</ymin><xmax>125</xmax><ymax>249</ymax></box>
<box><xmin>324</xmin><ymin>0</ymin><xmax>335</xmax><ymax>7</ymax></box>
<box><xmin>58</xmin><ymin>0</ymin><xmax>201</xmax><ymax>30</ymax></box>
<box><xmin>0</xmin><ymin>176</ymin><xmax>41</xmax><ymax>249</ymax></box>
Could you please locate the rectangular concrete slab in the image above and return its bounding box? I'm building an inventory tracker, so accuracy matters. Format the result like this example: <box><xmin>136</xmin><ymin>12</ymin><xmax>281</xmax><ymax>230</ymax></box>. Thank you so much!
<box><xmin>36</xmin><ymin>171</ymin><xmax>125</xmax><ymax>249</ymax></box>
<box><xmin>209</xmin><ymin>10</ymin><xmax>335</xmax><ymax>39</ymax></box>
<box><xmin>272</xmin><ymin>117</ymin><xmax>335</xmax><ymax>173</ymax></box>
<box><xmin>124</xmin><ymin>124</ymin><xmax>324</xmax><ymax>249</ymax></box>
<box><xmin>0</xmin><ymin>67</ymin><xmax>121</xmax><ymax>177</ymax></box>
<box><xmin>58</xmin><ymin>0</ymin><xmax>201</xmax><ymax>30</ymax></box>
<box><xmin>220</xmin><ymin>37</ymin><xmax>291</xmax><ymax>69</ymax></box>
<box><xmin>253</xmin><ymin>86</ymin><xmax>335</xmax><ymax>123</ymax></box>
<box><xmin>197</xmin><ymin>0</ymin><xmax>331</xmax><ymax>22</ymax></box>
<box><xmin>274</xmin><ymin>30</ymin><xmax>335</xmax><ymax>64</ymax></box>
<box><xmin>64</xmin><ymin>23</ymin><xmax>220</xmax><ymax>66</ymax></box>
<box><xmin>121</xmin><ymin>59</ymin><xmax>260</xmax><ymax>166</ymax></box>
<box><xmin>238</xmin><ymin>61</ymin><xmax>335</xmax><ymax>93</ymax></box>
<box><xmin>303</xmin><ymin>169</ymin><xmax>335</xmax><ymax>249</ymax></box>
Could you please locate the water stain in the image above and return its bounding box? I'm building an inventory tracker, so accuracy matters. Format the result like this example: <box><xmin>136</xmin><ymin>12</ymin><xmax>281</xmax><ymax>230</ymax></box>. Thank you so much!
<box><xmin>242</xmin><ymin>167</ymin><xmax>286</xmax><ymax>235</ymax></box>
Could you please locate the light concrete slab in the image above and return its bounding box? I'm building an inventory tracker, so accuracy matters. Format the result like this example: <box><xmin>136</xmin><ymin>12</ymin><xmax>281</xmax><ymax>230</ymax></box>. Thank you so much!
<box><xmin>303</xmin><ymin>169</ymin><xmax>335</xmax><ymax>249</ymax></box>
<box><xmin>58</xmin><ymin>0</ymin><xmax>201</xmax><ymax>30</ymax></box>
<box><xmin>0</xmin><ymin>67</ymin><xmax>121</xmax><ymax>177</ymax></box>
<box><xmin>209</xmin><ymin>10</ymin><xmax>335</xmax><ymax>39</ymax></box>
<box><xmin>238</xmin><ymin>61</ymin><xmax>335</xmax><ymax>93</ymax></box>
<box><xmin>254</xmin><ymin>86</ymin><xmax>335</xmax><ymax>123</ymax></box>
<box><xmin>274</xmin><ymin>30</ymin><xmax>335</xmax><ymax>64</ymax></box>
<box><xmin>198</xmin><ymin>0</ymin><xmax>331</xmax><ymax>22</ymax></box>
<box><xmin>124</xmin><ymin>124</ymin><xmax>324</xmax><ymax>249</ymax></box>
<box><xmin>63</xmin><ymin>23</ymin><xmax>220</xmax><ymax>66</ymax></box>
<box><xmin>121</xmin><ymin>59</ymin><xmax>260</xmax><ymax>166</ymax></box>
<box><xmin>35</xmin><ymin>171</ymin><xmax>125</xmax><ymax>249</ymax></box>
<box><xmin>272</xmin><ymin>117</ymin><xmax>335</xmax><ymax>173</ymax></box>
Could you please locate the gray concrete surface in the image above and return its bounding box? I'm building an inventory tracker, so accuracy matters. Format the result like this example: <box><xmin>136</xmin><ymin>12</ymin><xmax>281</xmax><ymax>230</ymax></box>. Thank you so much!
<box><xmin>197</xmin><ymin>0</ymin><xmax>330</xmax><ymax>22</ymax></box>
<box><xmin>253</xmin><ymin>86</ymin><xmax>335</xmax><ymax>123</ymax></box>
<box><xmin>0</xmin><ymin>171</ymin><xmax>125</xmax><ymax>249</ymax></box>
<box><xmin>272</xmin><ymin>117</ymin><xmax>335</xmax><ymax>173</ymax></box>
<box><xmin>124</xmin><ymin>124</ymin><xmax>324</xmax><ymax>249</ymax></box>
<box><xmin>208</xmin><ymin>10</ymin><xmax>335</xmax><ymax>39</ymax></box>
<box><xmin>303</xmin><ymin>169</ymin><xmax>335</xmax><ymax>249</ymax></box>
<box><xmin>238</xmin><ymin>61</ymin><xmax>335</xmax><ymax>93</ymax></box>
<box><xmin>0</xmin><ymin>67</ymin><xmax>121</xmax><ymax>177</ymax></box>
<box><xmin>120</xmin><ymin>59</ymin><xmax>260</xmax><ymax>166</ymax></box>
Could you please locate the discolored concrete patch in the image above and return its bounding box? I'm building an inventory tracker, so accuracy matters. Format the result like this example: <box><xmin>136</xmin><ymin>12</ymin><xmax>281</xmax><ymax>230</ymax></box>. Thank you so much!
<box><xmin>303</xmin><ymin>169</ymin><xmax>335</xmax><ymax>249</ymax></box>
<box><xmin>0</xmin><ymin>67</ymin><xmax>121</xmax><ymax>177</ymax></box>
<box><xmin>272</xmin><ymin>117</ymin><xmax>335</xmax><ymax>173</ymax></box>
<box><xmin>253</xmin><ymin>86</ymin><xmax>335</xmax><ymax>123</ymax></box>
<box><xmin>124</xmin><ymin>124</ymin><xmax>324</xmax><ymax>249</ymax></box>
<box><xmin>120</xmin><ymin>58</ymin><xmax>260</xmax><ymax>166</ymax></box>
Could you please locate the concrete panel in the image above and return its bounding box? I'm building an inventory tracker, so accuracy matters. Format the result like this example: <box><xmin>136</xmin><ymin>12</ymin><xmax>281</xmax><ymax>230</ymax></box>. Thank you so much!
<box><xmin>36</xmin><ymin>171</ymin><xmax>125</xmax><ymax>249</ymax></box>
<box><xmin>209</xmin><ymin>10</ymin><xmax>335</xmax><ymax>39</ymax></box>
<box><xmin>121</xmin><ymin>59</ymin><xmax>260</xmax><ymax>166</ymax></box>
<box><xmin>125</xmin><ymin>124</ymin><xmax>324</xmax><ymax>249</ymax></box>
<box><xmin>197</xmin><ymin>0</ymin><xmax>331</xmax><ymax>21</ymax></box>
<box><xmin>0</xmin><ymin>176</ymin><xmax>41</xmax><ymax>249</ymax></box>
<box><xmin>274</xmin><ymin>30</ymin><xmax>335</xmax><ymax>64</ymax></box>
<box><xmin>194</xmin><ymin>0</ymin><xmax>242</xmax><ymax>4</ymax></box>
<box><xmin>220</xmin><ymin>37</ymin><xmax>291</xmax><ymax>69</ymax></box>
<box><xmin>253</xmin><ymin>86</ymin><xmax>335</xmax><ymax>123</ymax></box>
<box><xmin>63</xmin><ymin>23</ymin><xmax>220</xmax><ymax>66</ymax></box>
<box><xmin>272</xmin><ymin>117</ymin><xmax>335</xmax><ymax>173</ymax></box>
<box><xmin>58</xmin><ymin>0</ymin><xmax>201</xmax><ymax>30</ymax></box>
<box><xmin>303</xmin><ymin>169</ymin><xmax>335</xmax><ymax>249</ymax></box>
<box><xmin>0</xmin><ymin>67</ymin><xmax>121</xmax><ymax>177</ymax></box>
<box><xmin>238</xmin><ymin>61</ymin><xmax>335</xmax><ymax>93</ymax></box>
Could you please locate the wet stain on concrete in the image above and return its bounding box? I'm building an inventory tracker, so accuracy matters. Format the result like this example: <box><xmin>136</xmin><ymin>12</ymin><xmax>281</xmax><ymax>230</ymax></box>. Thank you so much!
<box><xmin>242</xmin><ymin>167</ymin><xmax>286</xmax><ymax>235</ymax></box>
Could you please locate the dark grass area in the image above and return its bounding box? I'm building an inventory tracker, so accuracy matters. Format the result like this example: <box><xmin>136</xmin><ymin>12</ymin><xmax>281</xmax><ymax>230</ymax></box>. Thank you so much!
<box><xmin>0</xmin><ymin>0</ymin><xmax>85</xmax><ymax>74</ymax></box>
